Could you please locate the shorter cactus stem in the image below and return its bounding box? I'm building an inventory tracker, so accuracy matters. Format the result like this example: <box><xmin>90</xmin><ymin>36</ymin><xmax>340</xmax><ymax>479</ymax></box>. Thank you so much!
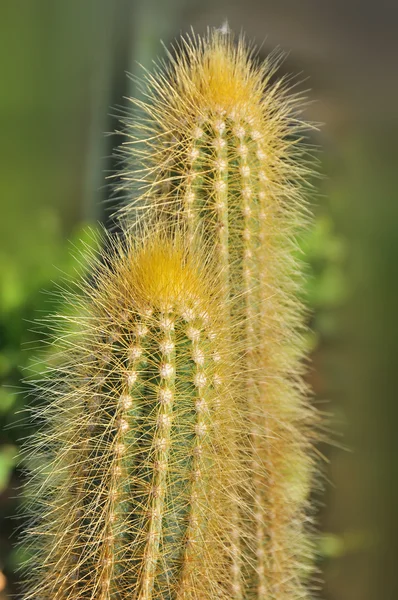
<box><xmin>22</xmin><ymin>232</ymin><xmax>240</xmax><ymax>600</ymax></box>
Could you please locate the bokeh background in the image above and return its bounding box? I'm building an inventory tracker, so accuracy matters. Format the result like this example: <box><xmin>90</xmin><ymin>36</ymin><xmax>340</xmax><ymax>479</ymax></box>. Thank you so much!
<box><xmin>1</xmin><ymin>1</ymin><xmax>397</xmax><ymax>598</ymax></box>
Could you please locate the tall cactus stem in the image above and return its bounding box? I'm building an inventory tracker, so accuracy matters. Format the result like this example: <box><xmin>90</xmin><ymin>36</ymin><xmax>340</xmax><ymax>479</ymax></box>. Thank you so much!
<box><xmin>116</xmin><ymin>28</ymin><xmax>318</xmax><ymax>600</ymax></box>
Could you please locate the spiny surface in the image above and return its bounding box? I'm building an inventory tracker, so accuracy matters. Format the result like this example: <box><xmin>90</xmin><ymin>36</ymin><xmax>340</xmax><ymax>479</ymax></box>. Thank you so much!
<box><xmin>116</xmin><ymin>29</ymin><xmax>320</xmax><ymax>600</ymax></box>
<box><xmin>21</xmin><ymin>232</ymin><xmax>239</xmax><ymax>600</ymax></box>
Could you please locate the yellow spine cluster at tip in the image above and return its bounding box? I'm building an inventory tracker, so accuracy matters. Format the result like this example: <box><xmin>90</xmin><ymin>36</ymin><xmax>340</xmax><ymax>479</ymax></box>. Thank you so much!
<box><xmin>21</xmin><ymin>232</ymin><xmax>240</xmax><ymax>600</ymax></box>
<box><xmin>116</xmin><ymin>28</ymin><xmax>319</xmax><ymax>600</ymax></box>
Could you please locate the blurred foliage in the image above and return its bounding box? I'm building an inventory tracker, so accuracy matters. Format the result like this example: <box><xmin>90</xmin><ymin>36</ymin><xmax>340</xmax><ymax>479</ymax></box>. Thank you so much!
<box><xmin>0</xmin><ymin>212</ymin><xmax>99</xmax><ymax>444</ymax></box>
<box><xmin>0</xmin><ymin>213</ymin><xmax>99</xmax><ymax>588</ymax></box>
<box><xmin>299</xmin><ymin>213</ymin><xmax>348</xmax><ymax>344</ymax></box>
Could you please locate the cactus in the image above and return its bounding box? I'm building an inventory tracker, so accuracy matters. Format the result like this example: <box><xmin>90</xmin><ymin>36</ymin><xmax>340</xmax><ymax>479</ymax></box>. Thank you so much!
<box><xmin>21</xmin><ymin>231</ymin><xmax>239</xmax><ymax>600</ymax></box>
<box><xmin>116</xmin><ymin>28</ymin><xmax>319</xmax><ymax>599</ymax></box>
<box><xmin>20</xmin><ymin>27</ymin><xmax>321</xmax><ymax>600</ymax></box>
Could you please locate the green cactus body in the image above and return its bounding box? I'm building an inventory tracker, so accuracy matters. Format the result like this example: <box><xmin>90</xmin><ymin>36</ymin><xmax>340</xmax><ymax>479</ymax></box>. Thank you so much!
<box><xmin>22</xmin><ymin>233</ymin><xmax>237</xmax><ymax>600</ymax></box>
<box><xmin>117</xmin><ymin>29</ymin><xmax>318</xmax><ymax>599</ymax></box>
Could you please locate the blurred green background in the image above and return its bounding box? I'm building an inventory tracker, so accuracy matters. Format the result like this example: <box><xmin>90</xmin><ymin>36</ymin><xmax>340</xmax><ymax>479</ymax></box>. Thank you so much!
<box><xmin>1</xmin><ymin>1</ymin><xmax>397</xmax><ymax>598</ymax></box>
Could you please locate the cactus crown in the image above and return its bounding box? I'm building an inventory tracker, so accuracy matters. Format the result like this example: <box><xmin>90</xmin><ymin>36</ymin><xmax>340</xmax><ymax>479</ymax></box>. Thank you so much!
<box><xmin>116</xmin><ymin>28</ymin><xmax>312</xmax><ymax>233</ymax></box>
